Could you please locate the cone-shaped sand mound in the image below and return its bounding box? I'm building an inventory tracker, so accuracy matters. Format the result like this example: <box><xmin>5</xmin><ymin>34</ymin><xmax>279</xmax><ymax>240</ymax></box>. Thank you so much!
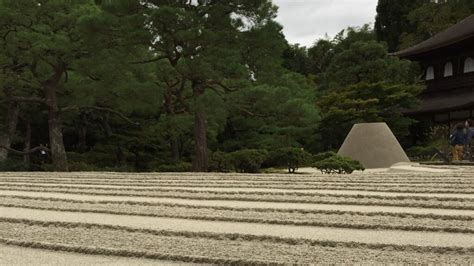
<box><xmin>338</xmin><ymin>123</ymin><xmax>410</xmax><ymax>169</ymax></box>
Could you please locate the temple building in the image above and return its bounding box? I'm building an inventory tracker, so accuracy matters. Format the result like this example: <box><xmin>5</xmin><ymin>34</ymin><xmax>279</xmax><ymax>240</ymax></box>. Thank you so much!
<box><xmin>394</xmin><ymin>14</ymin><xmax>474</xmax><ymax>125</ymax></box>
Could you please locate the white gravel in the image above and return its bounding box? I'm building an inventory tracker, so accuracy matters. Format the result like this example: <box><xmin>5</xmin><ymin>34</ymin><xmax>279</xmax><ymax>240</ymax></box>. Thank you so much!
<box><xmin>1</xmin><ymin>190</ymin><xmax>473</xmax><ymax>217</ymax></box>
<box><xmin>0</xmin><ymin>243</ymin><xmax>182</xmax><ymax>265</ymax></box>
<box><xmin>1</xmin><ymin>206</ymin><xmax>472</xmax><ymax>248</ymax></box>
<box><xmin>0</xmin><ymin>190</ymin><xmax>474</xmax><ymax>216</ymax></box>
<box><xmin>2</xmin><ymin>182</ymin><xmax>472</xmax><ymax>199</ymax></box>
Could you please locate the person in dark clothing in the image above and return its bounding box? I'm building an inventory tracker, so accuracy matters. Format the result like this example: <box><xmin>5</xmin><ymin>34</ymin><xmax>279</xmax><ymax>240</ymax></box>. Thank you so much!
<box><xmin>466</xmin><ymin>119</ymin><xmax>474</xmax><ymax>144</ymax></box>
<box><xmin>465</xmin><ymin>119</ymin><xmax>474</xmax><ymax>161</ymax></box>
<box><xmin>450</xmin><ymin>123</ymin><xmax>467</xmax><ymax>161</ymax></box>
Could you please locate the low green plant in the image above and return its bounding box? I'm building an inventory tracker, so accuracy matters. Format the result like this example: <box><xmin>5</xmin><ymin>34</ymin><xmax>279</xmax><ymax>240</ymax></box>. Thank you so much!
<box><xmin>267</xmin><ymin>148</ymin><xmax>313</xmax><ymax>173</ymax></box>
<box><xmin>208</xmin><ymin>151</ymin><xmax>234</xmax><ymax>172</ymax></box>
<box><xmin>312</xmin><ymin>153</ymin><xmax>364</xmax><ymax>174</ymax></box>
<box><xmin>231</xmin><ymin>149</ymin><xmax>268</xmax><ymax>173</ymax></box>
<box><xmin>155</xmin><ymin>162</ymin><xmax>193</xmax><ymax>172</ymax></box>
<box><xmin>312</xmin><ymin>151</ymin><xmax>338</xmax><ymax>162</ymax></box>
<box><xmin>0</xmin><ymin>158</ymin><xmax>30</xmax><ymax>171</ymax></box>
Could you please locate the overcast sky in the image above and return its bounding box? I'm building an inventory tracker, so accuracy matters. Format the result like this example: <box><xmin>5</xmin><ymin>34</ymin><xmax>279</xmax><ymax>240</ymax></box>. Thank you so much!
<box><xmin>273</xmin><ymin>0</ymin><xmax>378</xmax><ymax>47</ymax></box>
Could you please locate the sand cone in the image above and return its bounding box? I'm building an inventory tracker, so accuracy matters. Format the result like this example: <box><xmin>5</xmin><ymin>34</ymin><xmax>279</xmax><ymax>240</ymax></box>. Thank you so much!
<box><xmin>338</xmin><ymin>122</ymin><xmax>410</xmax><ymax>169</ymax></box>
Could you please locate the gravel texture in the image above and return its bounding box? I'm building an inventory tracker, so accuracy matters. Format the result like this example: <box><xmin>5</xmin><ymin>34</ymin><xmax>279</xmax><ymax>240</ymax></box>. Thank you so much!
<box><xmin>1</xmin><ymin>190</ymin><xmax>473</xmax><ymax>216</ymax></box>
<box><xmin>1</xmin><ymin>185</ymin><xmax>472</xmax><ymax>209</ymax></box>
<box><xmin>1</xmin><ymin>196</ymin><xmax>472</xmax><ymax>233</ymax></box>
<box><xmin>0</xmin><ymin>219</ymin><xmax>472</xmax><ymax>264</ymax></box>
<box><xmin>1</xmin><ymin>207</ymin><xmax>473</xmax><ymax>248</ymax></box>
<box><xmin>0</xmin><ymin>171</ymin><xmax>473</xmax><ymax>264</ymax></box>
<box><xmin>0</xmin><ymin>243</ymin><xmax>182</xmax><ymax>265</ymax></box>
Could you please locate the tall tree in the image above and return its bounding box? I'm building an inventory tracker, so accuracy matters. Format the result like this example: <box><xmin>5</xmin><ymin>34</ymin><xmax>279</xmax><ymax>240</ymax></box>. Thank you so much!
<box><xmin>317</xmin><ymin>83</ymin><xmax>422</xmax><ymax>150</ymax></box>
<box><xmin>104</xmin><ymin>0</ymin><xmax>280</xmax><ymax>171</ymax></box>
<box><xmin>375</xmin><ymin>0</ymin><xmax>424</xmax><ymax>52</ymax></box>
<box><xmin>399</xmin><ymin>0</ymin><xmax>472</xmax><ymax>49</ymax></box>
<box><xmin>0</xmin><ymin>0</ymin><xmax>138</xmax><ymax>171</ymax></box>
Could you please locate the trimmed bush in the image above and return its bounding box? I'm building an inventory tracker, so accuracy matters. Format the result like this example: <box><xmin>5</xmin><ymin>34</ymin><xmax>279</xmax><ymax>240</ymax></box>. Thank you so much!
<box><xmin>313</xmin><ymin>153</ymin><xmax>364</xmax><ymax>174</ymax></box>
<box><xmin>156</xmin><ymin>162</ymin><xmax>192</xmax><ymax>172</ymax></box>
<box><xmin>312</xmin><ymin>151</ymin><xmax>337</xmax><ymax>162</ymax></box>
<box><xmin>231</xmin><ymin>149</ymin><xmax>268</xmax><ymax>173</ymax></box>
<box><xmin>208</xmin><ymin>151</ymin><xmax>234</xmax><ymax>173</ymax></box>
<box><xmin>267</xmin><ymin>148</ymin><xmax>312</xmax><ymax>173</ymax></box>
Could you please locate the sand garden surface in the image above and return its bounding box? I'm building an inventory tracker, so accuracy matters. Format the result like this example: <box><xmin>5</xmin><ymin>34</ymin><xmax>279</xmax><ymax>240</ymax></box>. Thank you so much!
<box><xmin>0</xmin><ymin>168</ymin><xmax>473</xmax><ymax>264</ymax></box>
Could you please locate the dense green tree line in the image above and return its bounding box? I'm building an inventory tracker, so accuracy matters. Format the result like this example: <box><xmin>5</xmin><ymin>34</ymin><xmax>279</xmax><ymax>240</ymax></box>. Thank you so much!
<box><xmin>375</xmin><ymin>0</ymin><xmax>474</xmax><ymax>52</ymax></box>
<box><xmin>1</xmin><ymin>0</ymin><xmax>463</xmax><ymax>172</ymax></box>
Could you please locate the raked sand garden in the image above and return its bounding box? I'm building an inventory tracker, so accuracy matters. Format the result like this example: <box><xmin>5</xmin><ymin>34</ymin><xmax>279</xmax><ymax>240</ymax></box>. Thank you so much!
<box><xmin>0</xmin><ymin>168</ymin><xmax>473</xmax><ymax>264</ymax></box>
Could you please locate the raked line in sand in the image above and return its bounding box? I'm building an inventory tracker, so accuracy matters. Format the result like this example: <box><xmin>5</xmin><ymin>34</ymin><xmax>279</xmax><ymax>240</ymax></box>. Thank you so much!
<box><xmin>1</xmin><ymin>182</ymin><xmax>471</xmax><ymax>199</ymax></box>
<box><xmin>0</xmin><ymin>206</ymin><xmax>472</xmax><ymax>248</ymax></box>
<box><xmin>1</xmin><ymin>190</ymin><xmax>472</xmax><ymax>216</ymax></box>
<box><xmin>0</xmin><ymin>244</ymin><xmax>181</xmax><ymax>266</ymax></box>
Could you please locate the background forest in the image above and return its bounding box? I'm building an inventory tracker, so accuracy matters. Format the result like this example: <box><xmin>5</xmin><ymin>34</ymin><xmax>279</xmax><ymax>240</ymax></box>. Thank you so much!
<box><xmin>0</xmin><ymin>0</ymin><xmax>472</xmax><ymax>172</ymax></box>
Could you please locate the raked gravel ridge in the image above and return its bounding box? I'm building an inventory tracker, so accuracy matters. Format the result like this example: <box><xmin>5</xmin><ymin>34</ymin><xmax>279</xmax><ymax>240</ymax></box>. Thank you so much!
<box><xmin>0</xmin><ymin>169</ymin><xmax>473</xmax><ymax>264</ymax></box>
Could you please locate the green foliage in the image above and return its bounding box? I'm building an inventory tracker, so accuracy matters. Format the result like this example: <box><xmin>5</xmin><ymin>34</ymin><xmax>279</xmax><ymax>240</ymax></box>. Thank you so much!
<box><xmin>208</xmin><ymin>151</ymin><xmax>234</xmax><ymax>173</ymax></box>
<box><xmin>317</xmin><ymin>82</ymin><xmax>421</xmax><ymax>150</ymax></box>
<box><xmin>375</xmin><ymin>0</ymin><xmax>424</xmax><ymax>51</ymax></box>
<box><xmin>2</xmin><ymin>0</ymin><xmax>465</xmax><ymax>172</ymax></box>
<box><xmin>155</xmin><ymin>162</ymin><xmax>193</xmax><ymax>173</ymax></box>
<box><xmin>267</xmin><ymin>147</ymin><xmax>312</xmax><ymax>173</ymax></box>
<box><xmin>0</xmin><ymin>158</ymin><xmax>29</xmax><ymax>171</ymax></box>
<box><xmin>282</xmin><ymin>44</ymin><xmax>312</xmax><ymax>75</ymax></box>
<box><xmin>323</xmin><ymin>27</ymin><xmax>418</xmax><ymax>88</ymax></box>
<box><xmin>312</xmin><ymin>151</ymin><xmax>338</xmax><ymax>162</ymax></box>
<box><xmin>230</xmin><ymin>149</ymin><xmax>268</xmax><ymax>173</ymax></box>
<box><xmin>221</xmin><ymin>73</ymin><xmax>320</xmax><ymax>153</ymax></box>
<box><xmin>399</xmin><ymin>0</ymin><xmax>473</xmax><ymax>49</ymax></box>
<box><xmin>406</xmin><ymin>146</ymin><xmax>438</xmax><ymax>161</ymax></box>
<box><xmin>312</xmin><ymin>154</ymin><xmax>365</xmax><ymax>174</ymax></box>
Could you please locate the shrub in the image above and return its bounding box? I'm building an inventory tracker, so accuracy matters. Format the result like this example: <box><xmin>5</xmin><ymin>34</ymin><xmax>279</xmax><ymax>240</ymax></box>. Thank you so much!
<box><xmin>267</xmin><ymin>148</ymin><xmax>312</xmax><ymax>173</ymax></box>
<box><xmin>231</xmin><ymin>149</ymin><xmax>268</xmax><ymax>173</ymax></box>
<box><xmin>155</xmin><ymin>162</ymin><xmax>192</xmax><ymax>172</ymax></box>
<box><xmin>68</xmin><ymin>162</ymin><xmax>100</xmax><ymax>172</ymax></box>
<box><xmin>208</xmin><ymin>151</ymin><xmax>234</xmax><ymax>172</ymax></box>
<box><xmin>312</xmin><ymin>153</ymin><xmax>364</xmax><ymax>174</ymax></box>
<box><xmin>0</xmin><ymin>158</ymin><xmax>30</xmax><ymax>171</ymax></box>
<box><xmin>406</xmin><ymin>146</ymin><xmax>438</xmax><ymax>161</ymax></box>
<box><xmin>312</xmin><ymin>151</ymin><xmax>337</xmax><ymax>162</ymax></box>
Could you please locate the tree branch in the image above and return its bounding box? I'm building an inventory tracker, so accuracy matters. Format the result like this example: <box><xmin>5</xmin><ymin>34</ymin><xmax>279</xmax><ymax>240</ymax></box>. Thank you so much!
<box><xmin>61</xmin><ymin>105</ymin><xmax>139</xmax><ymax>126</ymax></box>
<box><xmin>238</xmin><ymin>107</ymin><xmax>267</xmax><ymax>118</ymax></box>
<box><xmin>207</xmin><ymin>80</ymin><xmax>239</xmax><ymax>92</ymax></box>
<box><xmin>10</xmin><ymin>96</ymin><xmax>47</xmax><ymax>105</ymax></box>
<box><xmin>0</xmin><ymin>145</ymin><xmax>50</xmax><ymax>155</ymax></box>
<box><xmin>129</xmin><ymin>55</ymin><xmax>167</xmax><ymax>65</ymax></box>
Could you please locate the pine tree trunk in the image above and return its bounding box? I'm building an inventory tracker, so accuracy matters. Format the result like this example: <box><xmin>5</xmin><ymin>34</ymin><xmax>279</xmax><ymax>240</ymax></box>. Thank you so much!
<box><xmin>45</xmin><ymin>81</ymin><xmax>68</xmax><ymax>171</ymax></box>
<box><xmin>0</xmin><ymin>101</ymin><xmax>20</xmax><ymax>162</ymax></box>
<box><xmin>170</xmin><ymin>134</ymin><xmax>180</xmax><ymax>162</ymax></box>
<box><xmin>192</xmin><ymin>82</ymin><xmax>208</xmax><ymax>172</ymax></box>
<box><xmin>193</xmin><ymin>108</ymin><xmax>208</xmax><ymax>171</ymax></box>
<box><xmin>23</xmin><ymin>122</ymin><xmax>31</xmax><ymax>165</ymax></box>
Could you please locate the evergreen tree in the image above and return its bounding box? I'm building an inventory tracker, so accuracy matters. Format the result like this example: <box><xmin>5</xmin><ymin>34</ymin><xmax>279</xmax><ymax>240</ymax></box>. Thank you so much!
<box><xmin>399</xmin><ymin>0</ymin><xmax>473</xmax><ymax>49</ymax></box>
<box><xmin>375</xmin><ymin>0</ymin><xmax>424</xmax><ymax>52</ymax></box>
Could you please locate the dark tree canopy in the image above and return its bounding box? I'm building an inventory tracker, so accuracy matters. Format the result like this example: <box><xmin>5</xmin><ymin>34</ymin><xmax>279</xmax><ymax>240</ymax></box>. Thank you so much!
<box><xmin>0</xmin><ymin>0</ymin><xmax>441</xmax><ymax>172</ymax></box>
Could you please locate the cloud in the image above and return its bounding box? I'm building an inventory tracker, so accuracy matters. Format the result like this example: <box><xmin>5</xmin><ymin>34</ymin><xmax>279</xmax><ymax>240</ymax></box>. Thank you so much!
<box><xmin>273</xmin><ymin>0</ymin><xmax>378</xmax><ymax>47</ymax></box>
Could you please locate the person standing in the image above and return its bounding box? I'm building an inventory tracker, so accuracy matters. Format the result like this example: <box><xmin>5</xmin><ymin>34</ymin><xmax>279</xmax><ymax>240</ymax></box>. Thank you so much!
<box><xmin>450</xmin><ymin>123</ymin><xmax>467</xmax><ymax>162</ymax></box>
<box><xmin>466</xmin><ymin>119</ymin><xmax>474</xmax><ymax>145</ymax></box>
<box><xmin>465</xmin><ymin>119</ymin><xmax>474</xmax><ymax>161</ymax></box>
